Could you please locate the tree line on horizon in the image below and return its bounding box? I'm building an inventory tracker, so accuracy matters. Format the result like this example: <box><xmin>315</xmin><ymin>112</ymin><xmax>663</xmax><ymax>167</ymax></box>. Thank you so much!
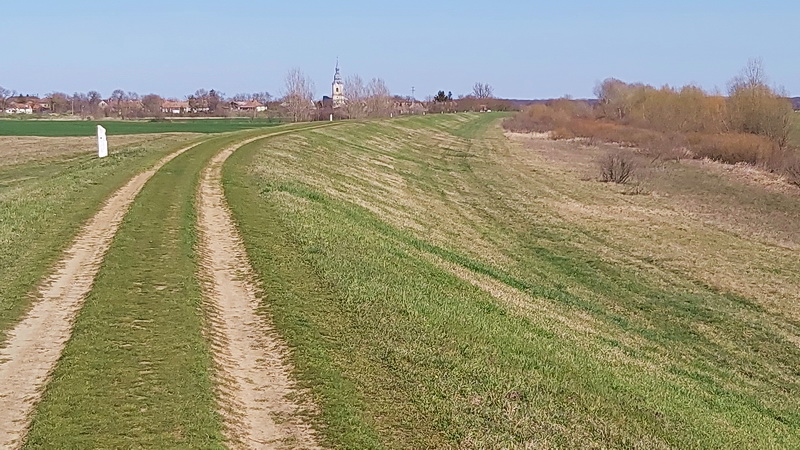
<box><xmin>0</xmin><ymin>70</ymin><xmax>509</xmax><ymax>121</ymax></box>
<box><xmin>504</xmin><ymin>59</ymin><xmax>799</xmax><ymax>185</ymax></box>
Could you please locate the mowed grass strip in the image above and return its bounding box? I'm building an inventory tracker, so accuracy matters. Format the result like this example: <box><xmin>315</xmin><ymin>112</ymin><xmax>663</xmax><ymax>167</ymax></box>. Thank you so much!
<box><xmin>223</xmin><ymin>118</ymin><xmax>800</xmax><ymax>448</ymax></box>
<box><xmin>0</xmin><ymin>135</ymin><xmax>203</xmax><ymax>341</ymax></box>
<box><xmin>21</xmin><ymin>125</ymin><xmax>312</xmax><ymax>448</ymax></box>
<box><xmin>0</xmin><ymin>118</ymin><xmax>282</xmax><ymax>137</ymax></box>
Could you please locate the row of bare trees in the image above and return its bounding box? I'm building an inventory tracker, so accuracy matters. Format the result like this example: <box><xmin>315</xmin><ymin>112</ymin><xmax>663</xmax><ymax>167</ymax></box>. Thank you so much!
<box><xmin>278</xmin><ymin>68</ymin><xmax>504</xmax><ymax>122</ymax></box>
<box><xmin>343</xmin><ymin>75</ymin><xmax>392</xmax><ymax>119</ymax></box>
<box><xmin>593</xmin><ymin>58</ymin><xmax>794</xmax><ymax>150</ymax></box>
<box><xmin>279</xmin><ymin>68</ymin><xmax>395</xmax><ymax>122</ymax></box>
<box><xmin>4</xmin><ymin>72</ymin><xmax>502</xmax><ymax>122</ymax></box>
<box><xmin>505</xmin><ymin>59</ymin><xmax>798</xmax><ymax>184</ymax></box>
<box><xmin>0</xmin><ymin>85</ymin><xmax>275</xmax><ymax>118</ymax></box>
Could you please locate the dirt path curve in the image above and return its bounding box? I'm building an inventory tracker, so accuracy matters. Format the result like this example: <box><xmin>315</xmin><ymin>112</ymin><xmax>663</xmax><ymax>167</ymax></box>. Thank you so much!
<box><xmin>197</xmin><ymin>137</ymin><xmax>320</xmax><ymax>449</ymax></box>
<box><xmin>0</xmin><ymin>140</ymin><xmax>206</xmax><ymax>449</ymax></box>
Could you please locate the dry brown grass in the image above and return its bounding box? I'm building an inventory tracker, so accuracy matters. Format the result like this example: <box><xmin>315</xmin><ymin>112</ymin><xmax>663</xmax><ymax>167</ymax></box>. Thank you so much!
<box><xmin>505</xmin><ymin>100</ymin><xmax>798</xmax><ymax>181</ymax></box>
<box><xmin>506</xmin><ymin>131</ymin><xmax>800</xmax><ymax>324</ymax></box>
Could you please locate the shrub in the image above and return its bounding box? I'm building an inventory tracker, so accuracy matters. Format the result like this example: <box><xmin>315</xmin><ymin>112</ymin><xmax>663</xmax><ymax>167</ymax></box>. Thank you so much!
<box><xmin>781</xmin><ymin>151</ymin><xmax>800</xmax><ymax>186</ymax></box>
<box><xmin>550</xmin><ymin>127</ymin><xmax>575</xmax><ymax>140</ymax></box>
<box><xmin>686</xmin><ymin>133</ymin><xmax>777</xmax><ymax>166</ymax></box>
<box><xmin>599</xmin><ymin>151</ymin><xmax>636</xmax><ymax>184</ymax></box>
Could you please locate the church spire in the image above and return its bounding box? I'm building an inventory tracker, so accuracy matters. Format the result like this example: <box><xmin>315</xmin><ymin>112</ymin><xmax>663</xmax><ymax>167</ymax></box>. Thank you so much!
<box><xmin>333</xmin><ymin>58</ymin><xmax>342</xmax><ymax>84</ymax></box>
<box><xmin>332</xmin><ymin>59</ymin><xmax>345</xmax><ymax>107</ymax></box>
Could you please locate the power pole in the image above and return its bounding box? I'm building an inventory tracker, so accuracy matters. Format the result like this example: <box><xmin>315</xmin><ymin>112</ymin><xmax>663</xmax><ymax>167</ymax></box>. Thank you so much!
<box><xmin>411</xmin><ymin>86</ymin><xmax>415</xmax><ymax>100</ymax></box>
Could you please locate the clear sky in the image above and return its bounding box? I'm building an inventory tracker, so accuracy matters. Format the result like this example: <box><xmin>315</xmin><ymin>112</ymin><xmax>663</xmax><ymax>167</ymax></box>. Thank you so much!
<box><xmin>3</xmin><ymin>1</ymin><xmax>797</xmax><ymax>100</ymax></box>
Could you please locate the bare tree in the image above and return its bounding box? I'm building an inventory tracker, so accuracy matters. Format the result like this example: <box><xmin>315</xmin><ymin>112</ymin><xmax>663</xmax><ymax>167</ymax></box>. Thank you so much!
<box><xmin>282</xmin><ymin>68</ymin><xmax>315</xmax><ymax>122</ymax></box>
<box><xmin>472</xmin><ymin>82</ymin><xmax>494</xmax><ymax>99</ymax></box>
<box><xmin>599</xmin><ymin>151</ymin><xmax>636</xmax><ymax>184</ymax></box>
<box><xmin>731</xmin><ymin>57</ymin><xmax>767</xmax><ymax>90</ymax></box>
<box><xmin>208</xmin><ymin>89</ymin><xmax>224</xmax><ymax>114</ymax></box>
<box><xmin>0</xmin><ymin>86</ymin><xmax>13</xmax><ymax>110</ymax></box>
<box><xmin>142</xmin><ymin>94</ymin><xmax>163</xmax><ymax>117</ymax></box>
<box><xmin>87</xmin><ymin>90</ymin><xmax>103</xmax><ymax>117</ymax></box>
<box><xmin>111</xmin><ymin>89</ymin><xmax>125</xmax><ymax>108</ymax></box>
<box><xmin>727</xmin><ymin>58</ymin><xmax>793</xmax><ymax>149</ymax></box>
<box><xmin>344</xmin><ymin>74</ymin><xmax>367</xmax><ymax>119</ymax></box>
<box><xmin>365</xmin><ymin>78</ymin><xmax>393</xmax><ymax>118</ymax></box>
<box><xmin>46</xmin><ymin>92</ymin><xmax>70</xmax><ymax>114</ymax></box>
<box><xmin>253</xmin><ymin>91</ymin><xmax>272</xmax><ymax>105</ymax></box>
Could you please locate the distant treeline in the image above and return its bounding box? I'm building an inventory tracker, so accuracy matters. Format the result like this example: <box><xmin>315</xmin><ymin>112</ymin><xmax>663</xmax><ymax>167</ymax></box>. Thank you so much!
<box><xmin>505</xmin><ymin>60</ymin><xmax>799</xmax><ymax>185</ymax></box>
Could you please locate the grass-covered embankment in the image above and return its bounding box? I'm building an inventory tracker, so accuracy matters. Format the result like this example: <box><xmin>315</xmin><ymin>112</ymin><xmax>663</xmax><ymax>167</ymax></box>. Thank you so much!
<box><xmin>223</xmin><ymin>114</ymin><xmax>800</xmax><ymax>448</ymax></box>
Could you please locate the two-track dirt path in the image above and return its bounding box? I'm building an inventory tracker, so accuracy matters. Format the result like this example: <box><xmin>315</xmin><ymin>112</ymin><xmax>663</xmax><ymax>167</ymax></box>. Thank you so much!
<box><xmin>0</xmin><ymin>140</ymin><xmax>205</xmax><ymax>449</ymax></box>
<box><xmin>197</xmin><ymin>136</ymin><xmax>320</xmax><ymax>449</ymax></box>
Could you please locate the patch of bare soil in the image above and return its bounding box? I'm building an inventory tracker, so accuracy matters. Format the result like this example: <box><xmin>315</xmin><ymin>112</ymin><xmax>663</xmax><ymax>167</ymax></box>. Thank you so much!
<box><xmin>0</xmin><ymin>134</ymin><xmax>199</xmax><ymax>167</ymax></box>
<box><xmin>0</xmin><ymin>140</ymin><xmax>205</xmax><ymax>449</ymax></box>
<box><xmin>197</xmin><ymin>140</ymin><xmax>319</xmax><ymax>449</ymax></box>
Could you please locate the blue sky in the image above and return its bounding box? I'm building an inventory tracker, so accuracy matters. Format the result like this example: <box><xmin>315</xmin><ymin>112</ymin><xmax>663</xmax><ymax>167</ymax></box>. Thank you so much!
<box><xmin>3</xmin><ymin>1</ymin><xmax>797</xmax><ymax>99</ymax></box>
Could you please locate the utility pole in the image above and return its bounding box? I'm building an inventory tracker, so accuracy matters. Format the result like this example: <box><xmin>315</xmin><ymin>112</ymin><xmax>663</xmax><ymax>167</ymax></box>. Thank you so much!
<box><xmin>411</xmin><ymin>86</ymin><xmax>415</xmax><ymax>100</ymax></box>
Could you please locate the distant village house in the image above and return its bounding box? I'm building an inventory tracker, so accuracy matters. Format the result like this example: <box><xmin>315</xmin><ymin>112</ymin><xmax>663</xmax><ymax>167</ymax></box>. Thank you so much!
<box><xmin>229</xmin><ymin>100</ymin><xmax>267</xmax><ymax>112</ymax></box>
<box><xmin>161</xmin><ymin>100</ymin><xmax>191</xmax><ymax>115</ymax></box>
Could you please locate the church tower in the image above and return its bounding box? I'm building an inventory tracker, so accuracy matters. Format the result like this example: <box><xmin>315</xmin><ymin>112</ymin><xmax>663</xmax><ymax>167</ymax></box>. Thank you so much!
<box><xmin>332</xmin><ymin>60</ymin><xmax>345</xmax><ymax>107</ymax></box>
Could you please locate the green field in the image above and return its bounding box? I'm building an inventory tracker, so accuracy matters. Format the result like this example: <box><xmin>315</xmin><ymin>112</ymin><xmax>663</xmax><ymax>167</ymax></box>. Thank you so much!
<box><xmin>0</xmin><ymin>118</ymin><xmax>281</xmax><ymax>137</ymax></box>
<box><xmin>3</xmin><ymin>114</ymin><xmax>800</xmax><ymax>447</ymax></box>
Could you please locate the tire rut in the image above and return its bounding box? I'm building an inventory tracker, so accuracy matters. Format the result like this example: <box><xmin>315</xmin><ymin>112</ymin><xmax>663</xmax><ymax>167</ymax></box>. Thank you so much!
<box><xmin>0</xmin><ymin>140</ymin><xmax>206</xmax><ymax>449</ymax></box>
<box><xmin>197</xmin><ymin>137</ymin><xmax>320</xmax><ymax>449</ymax></box>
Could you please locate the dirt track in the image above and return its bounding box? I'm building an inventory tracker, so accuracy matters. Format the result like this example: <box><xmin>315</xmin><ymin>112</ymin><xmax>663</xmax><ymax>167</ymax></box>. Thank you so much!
<box><xmin>197</xmin><ymin>138</ymin><xmax>319</xmax><ymax>449</ymax></box>
<box><xmin>0</xmin><ymin>140</ymin><xmax>203</xmax><ymax>449</ymax></box>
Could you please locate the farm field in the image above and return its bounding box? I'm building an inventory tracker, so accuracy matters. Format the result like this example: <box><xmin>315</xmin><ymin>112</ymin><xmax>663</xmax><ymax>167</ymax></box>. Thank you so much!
<box><xmin>0</xmin><ymin>118</ymin><xmax>282</xmax><ymax>137</ymax></box>
<box><xmin>0</xmin><ymin>114</ymin><xmax>798</xmax><ymax>448</ymax></box>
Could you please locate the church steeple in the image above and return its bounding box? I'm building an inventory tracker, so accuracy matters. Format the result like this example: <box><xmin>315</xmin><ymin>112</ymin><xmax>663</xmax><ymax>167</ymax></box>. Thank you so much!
<box><xmin>332</xmin><ymin>59</ymin><xmax>345</xmax><ymax>107</ymax></box>
<box><xmin>333</xmin><ymin>59</ymin><xmax>342</xmax><ymax>82</ymax></box>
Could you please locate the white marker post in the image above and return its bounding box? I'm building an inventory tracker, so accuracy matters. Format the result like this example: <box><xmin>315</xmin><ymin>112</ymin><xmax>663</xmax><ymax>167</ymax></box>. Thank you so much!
<box><xmin>97</xmin><ymin>125</ymin><xmax>108</xmax><ymax>158</ymax></box>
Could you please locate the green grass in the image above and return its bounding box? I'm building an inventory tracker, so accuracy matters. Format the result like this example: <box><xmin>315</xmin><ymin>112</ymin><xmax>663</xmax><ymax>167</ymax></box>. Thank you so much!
<box><xmin>791</xmin><ymin>111</ymin><xmax>800</xmax><ymax>148</ymax></box>
<box><xmin>22</xmin><ymin>124</ymin><xmax>328</xmax><ymax>448</ymax></box>
<box><xmin>223</xmin><ymin>114</ymin><xmax>800</xmax><ymax>448</ymax></box>
<box><xmin>0</xmin><ymin>118</ymin><xmax>282</xmax><ymax>137</ymax></box>
<box><xmin>0</xmin><ymin>134</ymin><xmax>203</xmax><ymax>341</ymax></box>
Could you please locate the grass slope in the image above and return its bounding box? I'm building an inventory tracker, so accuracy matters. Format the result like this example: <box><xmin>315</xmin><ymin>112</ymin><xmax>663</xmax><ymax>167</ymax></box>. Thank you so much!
<box><xmin>0</xmin><ymin>134</ymin><xmax>202</xmax><ymax>341</ymax></box>
<box><xmin>0</xmin><ymin>118</ymin><xmax>281</xmax><ymax>137</ymax></box>
<box><xmin>224</xmin><ymin>114</ymin><xmax>800</xmax><ymax>448</ymax></box>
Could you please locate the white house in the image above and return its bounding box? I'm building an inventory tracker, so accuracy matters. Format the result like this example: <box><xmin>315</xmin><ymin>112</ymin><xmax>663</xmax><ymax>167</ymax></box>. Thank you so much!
<box><xmin>231</xmin><ymin>100</ymin><xmax>267</xmax><ymax>112</ymax></box>
<box><xmin>4</xmin><ymin>102</ymin><xmax>33</xmax><ymax>114</ymax></box>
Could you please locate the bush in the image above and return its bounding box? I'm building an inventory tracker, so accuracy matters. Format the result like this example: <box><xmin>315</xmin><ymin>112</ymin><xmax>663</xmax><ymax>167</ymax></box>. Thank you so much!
<box><xmin>686</xmin><ymin>133</ymin><xmax>777</xmax><ymax>165</ymax></box>
<box><xmin>599</xmin><ymin>151</ymin><xmax>636</xmax><ymax>184</ymax></box>
<box><xmin>781</xmin><ymin>151</ymin><xmax>800</xmax><ymax>186</ymax></box>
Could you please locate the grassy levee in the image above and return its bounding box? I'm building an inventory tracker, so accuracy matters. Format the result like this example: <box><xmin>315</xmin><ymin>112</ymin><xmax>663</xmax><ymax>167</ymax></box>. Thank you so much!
<box><xmin>22</xmin><ymin>124</ymin><xmax>316</xmax><ymax>448</ymax></box>
<box><xmin>0</xmin><ymin>134</ymin><xmax>202</xmax><ymax>341</ymax></box>
<box><xmin>223</xmin><ymin>113</ymin><xmax>800</xmax><ymax>448</ymax></box>
<box><xmin>0</xmin><ymin>118</ymin><xmax>282</xmax><ymax>137</ymax></box>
